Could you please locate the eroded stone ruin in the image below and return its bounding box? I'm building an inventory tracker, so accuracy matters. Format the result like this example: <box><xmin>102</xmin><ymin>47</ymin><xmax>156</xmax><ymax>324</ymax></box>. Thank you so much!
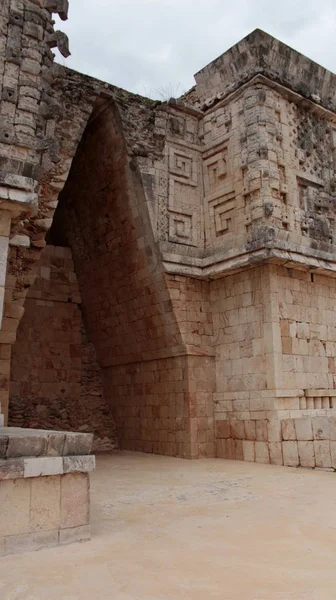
<box><xmin>1</xmin><ymin>0</ymin><xmax>336</xmax><ymax>491</ymax></box>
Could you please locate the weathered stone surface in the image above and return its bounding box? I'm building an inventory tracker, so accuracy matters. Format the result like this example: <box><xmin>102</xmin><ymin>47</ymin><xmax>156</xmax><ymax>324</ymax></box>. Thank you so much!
<box><xmin>295</xmin><ymin>419</ymin><xmax>313</xmax><ymax>442</ymax></box>
<box><xmin>312</xmin><ymin>418</ymin><xmax>330</xmax><ymax>441</ymax></box>
<box><xmin>0</xmin><ymin>479</ymin><xmax>31</xmax><ymax>536</ymax></box>
<box><xmin>255</xmin><ymin>442</ymin><xmax>270</xmax><ymax>464</ymax></box>
<box><xmin>47</xmin><ymin>433</ymin><xmax>66</xmax><ymax>457</ymax></box>
<box><xmin>2</xmin><ymin>1</ymin><xmax>336</xmax><ymax>470</ymax></box>
<box><xmin>283</xmin><ymin>441</ymin><xmax>299</xmax><ymax>467</ymax></box>
<box><xmin>30</xmin><ymin>476</ymin><xmax>61</xmax><ymax>532</ymax></box>
<box><xmin>59</xmin><ymin>524</ymin><xmax>90</xmax><ymax>545</ymax></box>
<box><xmin>314</xmin><ymin>441</ymin><xmax>332</xmax><ymax>469</ymax></box>
<box><xmin>63</xmin><ymin>455</ymin><xmax>95</xmax><ymax>474</ymax></box>
<box><xmin>298</xmin><ymin>441</ymin><xmax>315</xmax><ymax>468</ymax></box>
<box><xmin>281</xmin><ymin>420</ymin><xmax>296</xmax><ymax>441</ymax></box>
<box><xmin>6</xmin><ymin>434</ymin><xmax>47</xmax><ymax>458</ymax></box>
<box><xmin>60</xmin><ymin>473</ymin><xmax>90</xmax><ymax>529</ymax></box>
<box><xmin>63</xmin><ymin>433</ymin><xmax>93</xmax><ymax>457</ymax></box>
<box><xmin>0</xmin><ymin>458</ymin><xmax>24</xmax><ymax>480</ymax></box>
<box><xmin>269</xmin><ymin>442</ymin><xmax>283</xmax><ymax>465</ymax></box>
<box><xmin>4</xmin><ymin>530</ymin><xmax>58</xmax><ymax>556</ymax></box>
<box><xmin>24</xmin><ymin>456</ymin><xmax>63</xmax><ymax>478</ymax></box>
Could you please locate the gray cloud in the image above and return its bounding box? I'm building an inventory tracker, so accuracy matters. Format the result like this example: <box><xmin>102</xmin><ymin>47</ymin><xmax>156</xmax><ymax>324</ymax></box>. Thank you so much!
<box><xmin>54</xmin><ymin>0</ymin><xmax>336</xmax><ymax>98</ymax></box>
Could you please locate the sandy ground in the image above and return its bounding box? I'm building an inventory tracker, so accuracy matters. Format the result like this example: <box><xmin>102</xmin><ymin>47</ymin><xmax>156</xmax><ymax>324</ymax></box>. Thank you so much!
<box><xmin>0</xmin><ymin>451</ymin><xmax>335</xmax><ymax>599</ymax></box>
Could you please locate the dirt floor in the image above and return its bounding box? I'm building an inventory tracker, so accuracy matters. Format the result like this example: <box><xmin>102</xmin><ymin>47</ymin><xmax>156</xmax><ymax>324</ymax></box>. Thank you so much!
<box><xmin>0</xmin><ymin>452</ymin><xmax>335</xmax><ymax>599</ymax></box>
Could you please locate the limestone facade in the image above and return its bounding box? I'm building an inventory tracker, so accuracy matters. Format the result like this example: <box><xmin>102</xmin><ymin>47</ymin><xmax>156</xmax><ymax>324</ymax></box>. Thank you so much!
<box><xmin>1</xmin><ymin>4</ymin><xmax>336</xmax><ymax>468</ymax></box>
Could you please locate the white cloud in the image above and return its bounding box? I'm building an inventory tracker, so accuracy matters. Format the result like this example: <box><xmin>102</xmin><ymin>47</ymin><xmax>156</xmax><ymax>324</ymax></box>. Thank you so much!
<box><xmin>54</xmin><ymin>0</ymin><xmax>336</xmax><ymax>97</ymax></box>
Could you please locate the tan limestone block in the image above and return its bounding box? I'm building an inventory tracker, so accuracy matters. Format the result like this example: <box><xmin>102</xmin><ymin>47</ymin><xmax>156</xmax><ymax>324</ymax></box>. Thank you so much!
<box><xmin>267</xmin><ymin>419</ymin><xmax>281</xmax><ymax>442</ymax></box>
<box><xmin>24</xmin><ymin>457</ymin><xmax>63</xmax><ymax>478</ymax></box>
<box><xmin>60</xmin><ymin>473</ymin><xmax>89</xmax><ymax>529</ymax></box>
<box><xmin>242</xmin><ymin>440</ymin><xmax>255</xmax><ymax>462</ymax></box>
<box><xmin>235</xmin><ymin>440</ymin><xmax>243</xmax><ymax>461</ymax></box>
<box><xmin>282</xmin><ymin>441</ymin><xmax>299</xmax><ymax>467</ymax></box>
<box><xmin>298</xmin><ymin>441</ymin><xmax>315</xmax><ymax>468</ymax></box>
<box><xmin>312</xmin><ymin>418</ymin><xmax>330</xmax><ymax>440</ymax></box>
<box><xmin>255</xmin><ymin>442</ymin><xmax>270</xmax><ymax>464</ymax></box>
<box><xmin>244</xmin><ymin>420</ymin><xmax>256</xmax><ymax>441</ymax></box>
<box><xmin>269</xmin><ymin>442</ymin><xmax>283</xmax><ymax>465</ymax></box>
<box><xmin>314</xmin><ymin>441</ymin><xmax>331</xmax><ymax>468</ymax></box>
<box><xmin>30</xmin><ymin>475</ymin><xmax>61</xmax><ymax>532</ymax></box>
<box><xmin>0</xmin><ymin>479</ymin><xmax>31</xmax><ymax>536</ymax></box>
<box><xmin>230</xmin><ymin>420</ymin><xmax>245</xmax><ymax>440</ymax></box>
<box><xmin>256</xmin><ymin>420</ymin><xmax>268</xmax><ymax>441</ymax></box>
<box><xmin>281</xmin><ymin>419</ymin><xmax>296</xmax><ymax>441</ymax></box>
<box><xmin>330</xmin><ymin>442</ymin><xmax>336</xmax><ymax>469</ymax></box>
<box><xmin>295</xmin><ymin>418</ymin><xmax>313</xmax><ymax>441</ymax></box>
<box><xmin>328</xmin><ymin>418</ymin><xmax>336</xmax><ymax>441</ymax></box>
<box><xmin>215</xmin><ymin>420</ymin><xmax>230</xmax><ymax>439</ymax></box>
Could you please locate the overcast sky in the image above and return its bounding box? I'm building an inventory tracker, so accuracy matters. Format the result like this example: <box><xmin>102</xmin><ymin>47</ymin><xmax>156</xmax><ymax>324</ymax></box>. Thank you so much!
<box><xmin>54</xmin><ymin>0</ymin><xmax>336</xmax><ymax>99</ymax></box>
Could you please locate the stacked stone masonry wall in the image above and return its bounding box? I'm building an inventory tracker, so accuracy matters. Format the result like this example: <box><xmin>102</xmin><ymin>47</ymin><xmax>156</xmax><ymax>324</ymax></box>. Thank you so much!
<box><xmin>9</xmin><ymin>245</ymin><xmax>118</xmax><ymax>451</ymax></box>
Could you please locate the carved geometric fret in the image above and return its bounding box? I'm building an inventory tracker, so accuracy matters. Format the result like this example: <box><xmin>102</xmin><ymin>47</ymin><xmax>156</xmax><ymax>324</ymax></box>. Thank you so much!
<box><xmin>206</xmin><ymin>191</ymin><xmax>236</xmax><ymax>242</ymax></box>
<box><xmin>169</xmin><ymin>148</ymin><xmax>198</xmax><ymax>186</ymax></box>
<box><xmin>168</xmin><ymin>210</ymin><xmax>197</xmax><ymax>246</ymax></box>
<box><xmin>204</xmin><ymin>148</ymin><xmax>228</xmax><ymax>193</ymax></box>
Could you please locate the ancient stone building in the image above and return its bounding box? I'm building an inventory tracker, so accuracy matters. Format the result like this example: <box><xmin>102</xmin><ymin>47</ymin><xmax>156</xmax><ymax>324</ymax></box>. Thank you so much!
<box><xmin>1</xmin><ymin>0</ymin><xmax>336</xmax><ymax>468</ymax></box>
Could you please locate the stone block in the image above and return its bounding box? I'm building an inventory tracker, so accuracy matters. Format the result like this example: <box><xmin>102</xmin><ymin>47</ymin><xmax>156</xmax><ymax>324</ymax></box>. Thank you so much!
<box><xmin>63</xmin><ymin>455</ymin><xmax>95</xmax><ymax>474</ymax></box>
<box><xmin>63</xmin><ymin>433</ymin><xmax>93</xmax><ymax>456</ymax></box>
<box><xmin>312</xmin><ymin>418</ymin><xmax>330</xmax><ymax>440</ymax></box>
<box><xmin>255</xmin><ymin>441</ymin><xmax>270</xmax><ymax>464</ymax></box>
<box><xmin>59</xmin><ymin>525</ymin><xmax>91</xmax><ymax>545</ymax></box>
<box><xmin>314</xmin><ymin>441</ymin><xmax>331</xmax><ymax>468</ymax></box>
<box><xmin>281</xmin><ymin>419</ymin><xmax>296</xmax><ymax>441</ymax></box>
<box><xmin>230</xmin><ymin>420</ymin><xmax>245</xmax><ymax>440</ymax></box>
<box><xmin>0</xmin><ymin>458</ymin><xmax>24</xmax><ymax>479</ymax></box>
<box><xmin>215</xmin><ymin>420</ymin><xmax>230</xmax><ymax>439</ymax></box>
<box><xmin>330</xmin><ymin>442</ymin><xmax>336</xmax><ymax>469</ymax></box>
<box><xmin>235</xmin><ymin>440</ymin><xmax>243</xmax><ymax>461</ymax></box>
<box><xmin>0</xmin><ymin>479</ymin><xmax>31</xmax><ymax>536</ymax></box>
<box><xmin>298</xmin><ymin>441</ymin><xmax>315</xmax><ymax>468</ymax></box>
<box><xmin>282</xmin><ymin>441</ymin><xmax>299</xmax><ymax>467</ymax></box>
<box><xmin>244</xmin><ymin>420</ymin><xmax>256</xmax><ymax>440</ymax></box>
<box><xmin>269</xmin><ymin>442</ymin><xmax>283</xmax><ymax>465</ymax></box>
<box><xmin>216</xmin><ymin>438</ymin><xmax>235</xmax><ymax>459</ymax></box>
<box><xmin>242</xmin><ymin>440</ymin><xmax>255</xmax><ymax>462</ymax></box>
<box><xmin>329</xmin><ymin>418</ymin><xmax>336</xmax><ymax>441</ymax></box>
<box><xmin>0</xmin><ymin>435</ymin><xmax>8</xmax><ymax>459</ymax></box>
<box><xmin>24</xmin><ymin>456</ymin><xmax>63</xmax><ymax>478</ymax></box>
<box><xmin>6</xmin><ymin>434</ymin><xmax>47</xmax><ymax>458</ymax></box>
<box><xmin>4</xmin><ymin>530</ymin><xmax>58</xmax><ymax>556</ymax></box>
<box><xmin>267</xmin><ymin>419</ymin><xmax>281</xmax><ymax>442</ymax></box>
<box><xmin>60</xmin><ymin>473</ymin><xmax>89</xmax><ymax>529</ymax></box>
<box><xmin>295</xmin><ymin>418</ymin><xmax>313</xmax><ymax>441</ymax></box>
<box><xmin>30</xmin><ymin>475</ymin><xmax>61</xmax><ymax>532</ymax></box>
<box><xmin>47</xmin><ymin>433</ymin><xmax>66</xmax><ymax>456</ymax></box>
<box><xmin>256</xmin><ymin>420</ymin><xmax>268</xmax><ymax>441</ymax></box>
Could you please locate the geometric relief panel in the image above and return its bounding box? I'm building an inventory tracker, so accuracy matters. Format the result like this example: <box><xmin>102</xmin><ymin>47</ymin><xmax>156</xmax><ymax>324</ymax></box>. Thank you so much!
<box><xmin>207</xmin><ymin>192</ymin><xmax>236</xmax><ymax>241</ymax></box>
<box><xmin>203</xmin><ymin>148</ymin><xmax>228</xmax><ymax>193</ymax></box>
<box><xmin>168</xmin><ymin>210</ymin><xmax>197</xmax><ymax>247</ymax></box>
<box><xmin>169</xmin><ymin>147</ymin><xmax>198</xmax><ymax>186</ymax></box>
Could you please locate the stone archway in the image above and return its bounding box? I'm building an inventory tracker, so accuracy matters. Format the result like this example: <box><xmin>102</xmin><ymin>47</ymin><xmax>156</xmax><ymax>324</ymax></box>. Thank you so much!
<box><xmin>8</xmin><ymin>97</ymin><xmax>215</xmax><ymax>458</ymax></box>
